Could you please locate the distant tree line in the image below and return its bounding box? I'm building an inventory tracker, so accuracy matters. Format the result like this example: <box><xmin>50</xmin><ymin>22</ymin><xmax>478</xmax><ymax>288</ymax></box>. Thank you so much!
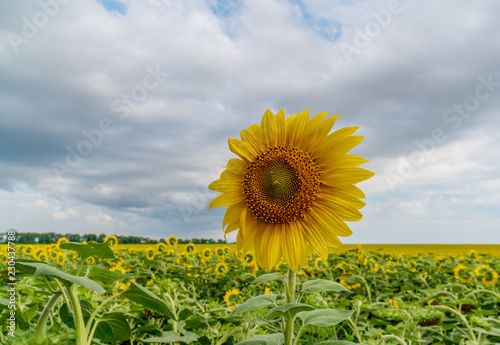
<box><xmin>0</xmin><ymin>230</ymin><xmax>228</xmax><ymax>245</ymax></box>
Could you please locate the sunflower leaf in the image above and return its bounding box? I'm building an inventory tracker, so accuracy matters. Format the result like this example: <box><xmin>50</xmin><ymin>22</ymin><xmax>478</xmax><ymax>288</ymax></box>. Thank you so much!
<box><xmin>16</xmin><ymin>262</ymin><xmax>105</xmax><ymax>293</ymax></box>
<box><xmin>296</xmin><ymin>308</ymin><xmax>354</xmax><ymax>327</ymax></box>
<box><xmin>59</xmin><ymin>242</ymin><xmax>115</xmax><ymax>261</ymax></box>
<box><xmin>301</xmin><ymin>279</ymin><xmax>351</xmax><ymax>294</ymax></box>
<box><xmin>236</xmin><ymin>333</ymin><xmax>284</xmax><ymax>345</ymax></box>
<box><xmin>265</xmin><ymin>303</ymin><xmax>315</xmax><ymax>321</ymax></box>
<box><xmin>122</xmin><ymin>281</ymin><xmax>176</xmax><ymax>320</ymax></box>
<box><xmin>93</xmin><ymin>313</ymin><xmax>131</xmax><ymax>342</ymax></box>
<box><xmin>232</xmin><ymin>294</ymin><xmax>277</xmax><ymax>315</ymax></box>
<box><xmin>253</xmin><ymin>272</ymin><xmax>284</xmax><ymax>283</ymax></box>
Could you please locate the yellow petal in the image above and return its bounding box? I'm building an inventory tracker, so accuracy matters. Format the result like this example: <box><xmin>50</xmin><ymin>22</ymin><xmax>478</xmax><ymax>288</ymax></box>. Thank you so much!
<box><xmin>226</xmin><ymin>158</ymin><xmax>247</xmax><ymax>175</ymax></box>
<box><xmin>308</xmin><ymin>115</ymin><xmax>342</xmax><ymax>153</ymax></box>
<box><xmin>257</xmin><ymin>224</ymin><xmax>283</xmax><ymax>269</ymax></box>
<box><xmin>317</xmin><ymin>199</ymin><xmax>363</xmax><ymax>222</ymax></box>
<box><xmin>290</xmin><ymin>109</ymin><xmax>309</xmax><ymax>147</ymax></box>
<box><xmin>223</xmin><ymin>201</ymin><xmax>246</xmax><ymax>231</ymax></box>
<box><xmin>228</xmin><ymin>138</ymin><xmax>256</xmax><ymax>163</ymax></box>
<box><xmin>261</xmin><ymin>109</ymin><xmax>275</xmax><ymax>148</ymax></box>
<box><xmin>301</xmin><ymin>220</ymin><xmax>328</xmax><ymax>260</ymax></box>
<box><xmin>310</xmin><ymin>207</ymin><xmax>353</xmax><ymax>237</ymax></box>
<box><xmin>208</xmin><ymin>171</ymin><xmax>242</xmax><ymax>192</ymax></box>
<box><xmin>274</xmin><ymin>109</ymin><xmax>286</xmax><ymax>145</ymax></box>
<box><xmin>321</xmin><ymin>167</ymin><xmax>375</xmax><ymax>187</ymax></box>
<box><xmin>280</xmin><ymin>222</ymin><xmax>308</xmax><ymax>272</ymax></box>
<box><xmin>209</xmin><ymin>192</ymin><xmax>246</xmax><ymax>208</ymax></box>
<box><xmin>321</xmin><ymin>155</ymin><xmax>369</xmax><ymax>170</ymax></box>
<box><xmin>241</xmin><ymin>129</ymin><xmax>265</xmax><ymax>155</ymax></box>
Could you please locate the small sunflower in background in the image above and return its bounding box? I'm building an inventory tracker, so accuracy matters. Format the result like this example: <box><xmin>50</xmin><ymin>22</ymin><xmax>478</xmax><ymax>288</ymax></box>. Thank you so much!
<box><xmin>215</xmin><ymin>247</ymin><xmax>225</xmax><ymax>258</ymax></box>
<box><xmin>24</xmin><ymin>245</ymin><xmax>34</xmax><ymax>257</ymax></box>
<box><xmin>474</xmin><ymin>265</ymin><xmax>498</xmax><ymax>287</ymax></box>
<box><xmin>185</xmin><ymin>243</ymin><xmax>196</xmax><ymax>254</ymax></box>
<box><xmin>168</xmin><ymin>235</ymin><xmax>178</xmax><ymax>246</ymax></box>
<box><xmin>215</xmin><ymin>262</ymin><xmax>229</xmax><ymax>274</ymax></box>
<box><xmin>223</xmin><ymin>288</ymin><xmax>242</xmax><ymax>309</ymax></box>
<box><xmin>85</xmin><ymin>257</ymin><xmax>95</xmax><ymax>265</ymax></box>
<box><xmin>203</xmin><ymin>248</ymin><xmax>212</xmax><ymax>259</ymax></box>
<box><xmin>104</xmin><ymin>235</ymin><xmax>119</xmax><ymax>250</ymax></box>
<box><xmin>145</xmin><ymin>247</ymin><xmax>156</xmax><ymax>261</ymax></box>
<box><xmin>57</xmin><ymin>237</ymin><xmax>69</xmax><ymax>249</ymax></box>
<box><xmin>454</xmin><ymin>264</ymin><xmax>474</xmax><ymax>283</ymax></box>
<box><xmin>156</xmin><ymin>242</ymin><xmax>167</xmax><ymax>253</ymax></box>
<box><xmin>209</xmin><ymin>109</ymin><xmax>373</xmax><ymax>272</ymax></box>
<box><xmin>339</xmin><ymin>276</ymin><xmax>361</xmax><ymax>290</ymax></box>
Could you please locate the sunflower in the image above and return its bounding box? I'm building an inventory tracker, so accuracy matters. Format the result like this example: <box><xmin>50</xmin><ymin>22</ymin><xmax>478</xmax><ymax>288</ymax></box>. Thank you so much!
<box><xmin>339</xmin><ymin>276</ymin><xmax>361</xmax><ymax>290</ymax></box>
<box><xmin>156</xmin><ymin>242</ymin><xmax>167</xmax><ymax>253</ymax></box>
<box><xmin>215</xmin><ymin>262</ymin><xmax>229</xmax><ymax>274</ymax></box>
<box><xmin>56</xmin><ymin>253</ymin><xmax>66</xmax><ymax>266</ymax></box>
<box><xmin>57</xmin><ymin>237</ymin><xmax>69</xmax><ymax>248</ymax></box>
<box><xmin>168</xmin><ymin>235</ymin><xmax>178</xmax><ymax>246</ymax></box>
<box><xmin>454</xmin><ymin>264</ymin><xmax>474</xmax><ymax>283</ymax></box>
<box><xmin>223</xmin><ymin>288</ymin><xmax>242</xmax><ymax>309</ymax></box>
<box><xmin>203</xmin><ymin>248</ymin><xmax>212</xmax><ymax>259</ymax></box>
<box><xmin>86</xmin><ymin>257</ymin><xmax>95</xmax><ymax>265</ymax></box>
<box><xmin>209</xmin><ymin>109</ymin><xmax>373</xmax><ymax>271</ymax></box>
<box><xmin>215</xmin><ymin>247</ymin><xmax>225</xmax><ymax>258</ymax></box>
<box><xmin>264</xmin><ymin>286</ymin><xmax>273</xmax><ymax>295</ymax></box>
<box><xmin>146</xmin><ymin>247</ymin><xmax>156</xmax><ymax>261</ymax></box>
<box><xmin>185</xmin><ymin>243</ymin><xmax>196</xmax><ymax>254</ymax></box>
<box><xmin>24</xmin><ymin>245</ymin><xmax>34</xmax><ymax>257</ymax></box>
<box><xmin>474</xmin><ymin>265</ymin><xmax>498</xmax><ymax>287</ymax></box>
<box><xmin>104</xmin><ymin>235</ymin><xmax>119</xmax><ymax>249</ymax></box>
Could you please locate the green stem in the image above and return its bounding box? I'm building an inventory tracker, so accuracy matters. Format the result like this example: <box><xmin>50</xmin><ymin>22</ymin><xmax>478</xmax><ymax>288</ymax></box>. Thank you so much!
<box><xmin>33</xmin><ymin>292</ymin><xmax>62</xmax><ymax>344</ymax></box>
<box><xmin>67</xmin><ymin>284</ymin><xmax>88</xmax><ymax>345</ymax></box>
<box><xmin>284</xmin><ymin>268</ymin><xmax>296</xmax><ymax>345</ymax></box>
<box><xmin>85</xmin><ymin>291</ymin><xmax>124</xmax><ymax>335</ymax></box>
<box><xmin>433</xmin><ymin>305</ymin><xmax>476</xmax><ymax>342</ymax></box>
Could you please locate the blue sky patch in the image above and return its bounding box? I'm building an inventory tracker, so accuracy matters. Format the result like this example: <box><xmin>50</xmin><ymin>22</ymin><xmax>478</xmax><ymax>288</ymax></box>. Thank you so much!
<box><xmin>97</xmin><ymin>0</ymin><xmax>127</xmax><ymax>15</ymax></box>
<box><xmin>290</xmin><ymin>0</ymin><xmax>342</xmax><ymax>42</ymax></box>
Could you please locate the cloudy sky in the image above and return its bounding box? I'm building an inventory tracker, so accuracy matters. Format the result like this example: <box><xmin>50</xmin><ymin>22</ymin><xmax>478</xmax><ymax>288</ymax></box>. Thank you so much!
<box><xmin>1</xmin><ymin>0</ymin><xmax>499</xmax><ymax>244</ymax></box>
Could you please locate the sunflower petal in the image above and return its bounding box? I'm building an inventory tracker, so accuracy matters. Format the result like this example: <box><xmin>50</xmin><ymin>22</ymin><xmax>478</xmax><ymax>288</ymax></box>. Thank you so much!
<box><xmin>261</xmin><ymin>109</ymin><xmax>275</xmax><ymax>147</ymax></box>
<box><xmin>228</xmin><ymin>138</ymin><xmax>257</xmax><ymax>162</ymax></box>
<box><xmin>301</xmin><ymin>220</ymin><xmax>328</xmax><ymax>260</ymax></box>
<box><xmin>226</xmin><ymin>158</ymin><xmax>247</xmax><ymax>175</ymax></box>
<box><xmin>321</xmin><ymin>167</ymin><xmax>375</xmax><ymax>187</ymax></box>
<box><xmin>281</xmin><ymin>222</ymin><xmax>308</xmax><ymax>272</ymax></box>
<box><xmin>209</xmin><ymin>192</ymin><xmax>246</xmax><ymax>208</ymax></box>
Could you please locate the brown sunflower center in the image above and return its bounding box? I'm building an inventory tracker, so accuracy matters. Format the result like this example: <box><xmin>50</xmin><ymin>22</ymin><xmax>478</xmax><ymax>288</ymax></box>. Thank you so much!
<box><xmin>242</xmin><ymin>144</ymin><xmax>320</xmax><ymax>224</ymax></box>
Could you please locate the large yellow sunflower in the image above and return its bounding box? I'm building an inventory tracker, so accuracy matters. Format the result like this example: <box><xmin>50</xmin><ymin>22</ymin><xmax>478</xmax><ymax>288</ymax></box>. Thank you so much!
<box><xmin>209</xmin><ymin>109</ymin><xmax>374</xmax><ymax>271</ymax></box>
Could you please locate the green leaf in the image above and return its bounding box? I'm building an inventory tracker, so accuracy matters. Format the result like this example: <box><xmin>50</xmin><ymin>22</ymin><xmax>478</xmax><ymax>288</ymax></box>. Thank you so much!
<box><xmin>302</xmin><ymin>279</ymin><xmax>350</xmax><ymax>294</ymax></box>
<box><xmin>122</xmin><ymin>281</ymin><xmax>176</xmax><ymax>320</ymax></box>
<box><xmin>317</xmin><ymin>341</ymin><xmax>363</xmax><ymax>345</ymax></box>
<box><xmin>88</xmin><ymin>266</ymin><xmax>126</xmax><ymax>284</ymax></box>
<box><xmin>473</xmin><ymin>327</ymin><xmax>500</xmax><ymax>337</ymax></box>
<box><xmin>17</xmin><ymin>262</ymin><xmax>105</xmax><ymax>293</ymax></box>
<box><xmin>236</xmin><ymin>333</ymin><xmax>284</xmax><ymax>345</ymax></box>
<box><xmin>266</xmin><ymin>303</ymin><xmax>315</xmax><ymax>320</ymax></box>
<box><xmin>93</xmin><ymin>313</ymin><xmax>131</xmax><ymax>342</ymax></box>
<box><xmin>59</xmin><ymin>242</ymin><xmax>115</xmax><ymax>261</ymax></box>
<box><xmin>254</xmin><ymin>272</ymin><xmax>284</xmax><ymax>283</ymax></box>
<box><xmin>232</xmin><ymin>294</ymin><xmax>277</xmax><ymax>314</ymax></box>
<box><xmin>144</xmin><ymin>330</ymin><xmax>199</xmax><ymax>343</ymax></box>
<box><xmin>21</xmin><ymin>303</ymin><xmax>39</xmax><ymax>323</ymax></box>
<box><xmin>297</xmin><ymin>309</ymin><xmax>354</xmax><ymax>327</ymax></box>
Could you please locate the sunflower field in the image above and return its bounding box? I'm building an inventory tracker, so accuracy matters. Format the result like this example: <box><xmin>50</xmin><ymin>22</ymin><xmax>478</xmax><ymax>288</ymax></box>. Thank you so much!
<box><xmin>1</xmin><ymin>236</ymin><xmax>499</xmax><ymax>345</ymax></box>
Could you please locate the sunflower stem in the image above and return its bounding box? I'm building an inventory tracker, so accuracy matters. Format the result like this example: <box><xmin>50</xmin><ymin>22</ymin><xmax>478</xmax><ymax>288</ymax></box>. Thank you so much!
<box><xmin>284</xmin><ymin>268</ymin><xmax>296</xmax><ymax>345</ymax></box>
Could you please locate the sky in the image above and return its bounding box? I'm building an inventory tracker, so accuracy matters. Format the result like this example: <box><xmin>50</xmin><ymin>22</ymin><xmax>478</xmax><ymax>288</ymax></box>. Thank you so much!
<box><xmin>1</xmin><ymin>0</ymin><xmax>499</xmax><ymax>244</ymax></box>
